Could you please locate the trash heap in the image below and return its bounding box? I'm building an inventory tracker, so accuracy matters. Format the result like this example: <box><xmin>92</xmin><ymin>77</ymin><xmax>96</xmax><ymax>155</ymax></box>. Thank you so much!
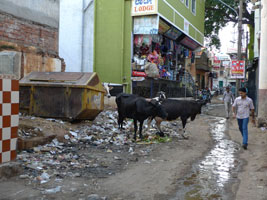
<box><xmin>16</xmin><ymin>110</ymin><xmax>182</xmax><ymax>195</ymax></box>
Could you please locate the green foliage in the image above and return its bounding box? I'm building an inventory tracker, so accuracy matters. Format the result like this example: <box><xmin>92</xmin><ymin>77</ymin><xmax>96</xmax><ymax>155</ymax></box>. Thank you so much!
<box><xmin>205</xmin><ymin>0</ymin><xmax>254</xmax><ymax>49</ymax></box>
<box><xmin>209</xmin><ymin>35</ymin><xmax>221</xmax><ymax>49</ymax></box>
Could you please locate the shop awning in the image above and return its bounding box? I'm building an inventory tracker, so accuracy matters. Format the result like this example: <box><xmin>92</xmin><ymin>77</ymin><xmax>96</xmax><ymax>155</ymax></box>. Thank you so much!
<box><xmin>132</xmin><ymin>16</ymin><xmax>202</xmax><ymax>50</ymax></box>
<box><xmin>158</xmin><ymin>18</ymin><xmax>201</xmax><ymax>51</ymax></box>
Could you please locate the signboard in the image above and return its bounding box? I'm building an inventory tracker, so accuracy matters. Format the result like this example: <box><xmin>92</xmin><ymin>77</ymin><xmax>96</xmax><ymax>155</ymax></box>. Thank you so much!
<box><xmin>222</xmin><ymin>60</ymin><xmax>231</xmax><ymax>69</ymax></box>
<box><xmin>158</xmin><ymin>19</ymin><xmax>170</xmax><ymax>34</ymax></box>
<box><xmin>180</xmin><ymin>36</ymin><xmax>200</xmax><ymax>50</ymax></box>
<box><xmin>164</xmin><ymin>27</ymin><xmax>182</xmax><ymax>40</ymax></box>
<box><xmin>132</xmin><ymin>0</ymin><xmax>158</xmax><ymax>16</ymax></box>
<box><xmin>231</xmin><ymin>60</ymin><xmax>245</xmax><ymax>79</ymax></box>
<box><xmin>133</xmin><ymin>15</ymin><xmax>159</xmax><ymax>34</ymax></box>
<box><xmin>213</xmin><ymin>60</ymin><xmax>221</xmax><ymax>69</ymax></box>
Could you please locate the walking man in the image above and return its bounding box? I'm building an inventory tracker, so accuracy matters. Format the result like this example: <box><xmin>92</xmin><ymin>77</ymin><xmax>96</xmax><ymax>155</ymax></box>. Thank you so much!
<box><xmin>223</xmin><ymin>86</ymin><xmax>234</xmax><ymax>119</ymax></box>
<box><xmin>232</xmin><ymin>87</ymin><xmax>255</xmax><ymax>150</ymax></box>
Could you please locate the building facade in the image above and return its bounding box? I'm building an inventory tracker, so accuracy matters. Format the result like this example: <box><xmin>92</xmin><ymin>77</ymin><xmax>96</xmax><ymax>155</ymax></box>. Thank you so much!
<box><xmin>60</xmin><ymin>0</ymin><xmax>205</xmax><ymax>94</ymax></box>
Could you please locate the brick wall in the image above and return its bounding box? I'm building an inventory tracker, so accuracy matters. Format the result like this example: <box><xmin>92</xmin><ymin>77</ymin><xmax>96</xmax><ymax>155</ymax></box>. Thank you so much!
<box><xmin>0</xmin><ymin>12</ymin><xmax>58</xmax><ymax>54</ymax></box>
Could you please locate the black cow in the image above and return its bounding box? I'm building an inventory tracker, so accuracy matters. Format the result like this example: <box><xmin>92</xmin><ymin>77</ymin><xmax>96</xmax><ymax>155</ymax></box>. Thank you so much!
<box><xmin>116</xmin><ymin>92</ymin><xmax>167</xmax><ymax>130</ymax></box>
<box><xmin>115</xmin><ymin>93</ymin><xmax>167</xmax><ymax>140</ymax></box>
<box><xmin>116</xmin><ymin>93</ymin><xmax>139</xmax><ymax>129</ymax></box>
<box><xmin>148</xmin><ymin>99</ymin><xmax>205</xmax><ymax>139</ymax></box>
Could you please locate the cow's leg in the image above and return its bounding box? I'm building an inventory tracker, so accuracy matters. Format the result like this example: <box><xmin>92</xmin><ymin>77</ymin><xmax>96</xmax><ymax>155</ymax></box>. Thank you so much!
<box><xmin>139</xmin><ymin>120</ymin><xmax>144</xmax><ymax>139</ymax></box>
<box><xmin>155</xmin><ymin>117</ymin><xmax>164</xmax><ymax>137</ymax></box>
<box><xmin>118</xmin><ymin>115</ymin><xmax>123</xmax><ymax>130</ymax></box>
<box><xmin>133</xmin><ymin>119</ymin><xmax>138</xmax><ymax>141</ymax></box>
<box><xmin>181</xmin><ymin>117</ymin><xmax>189</xmax><ymax>139</ymax></box>
<box><xmin>117</xmin><ymin>111</ymin><xmax>124</xmax><ymax>130</ymax></box>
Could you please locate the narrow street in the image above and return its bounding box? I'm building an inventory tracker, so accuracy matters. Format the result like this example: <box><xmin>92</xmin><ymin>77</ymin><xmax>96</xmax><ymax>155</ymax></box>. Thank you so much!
<box><xmin>1</xmin><ymin>0</ymin><xmax>267</xmax><ymax>199</ymax></box>
<box><xmin>0</xmin><ymin>98</ymin><xmax>267</xmax><ymax>200</ymax></box>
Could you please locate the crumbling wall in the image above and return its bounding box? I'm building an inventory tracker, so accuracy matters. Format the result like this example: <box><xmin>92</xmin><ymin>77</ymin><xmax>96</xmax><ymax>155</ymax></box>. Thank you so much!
<box><xmin>0</xmin><ymin>13</ymin><xmax>65</xmax><ymax>78</ymax></box>
<box><xmin>0</xmin><ymin>9</ymin><xmax>65</xmax><ymax>77</ymax></box>
<box><xmin>0</xmin><ymin>12</ymin><xmax>58</xmax><ymax>53</ymax></box>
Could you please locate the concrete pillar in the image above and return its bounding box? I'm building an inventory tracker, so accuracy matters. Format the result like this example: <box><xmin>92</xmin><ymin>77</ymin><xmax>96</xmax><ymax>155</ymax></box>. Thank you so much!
<box><xmin>258</xmin><ymin>0</ymin><xmax>267</xmax><ymax>125</ymax></box>
<box><xmin>0</xmin><ymin>51</ymin><xmax>21</xmax><ymax>79</ymax></box>
<box><xmin>0</xmin><ymin>51</ymin><xmax>20</xmax><ymax>164</ymax></box>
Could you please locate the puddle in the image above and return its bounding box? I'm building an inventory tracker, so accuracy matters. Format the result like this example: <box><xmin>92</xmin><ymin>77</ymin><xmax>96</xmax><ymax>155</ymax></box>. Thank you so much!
<box><xmin>171</xmin><ymin>118</ymin><xmax>242</xmax><ymax>200</ymax></box>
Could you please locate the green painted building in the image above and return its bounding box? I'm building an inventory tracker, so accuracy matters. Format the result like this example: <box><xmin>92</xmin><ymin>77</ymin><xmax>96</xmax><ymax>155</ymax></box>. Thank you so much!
<box><xmin>93</xmin><ymin>0</ymin><xmax>205</xmax><ymax>93</ymax></box>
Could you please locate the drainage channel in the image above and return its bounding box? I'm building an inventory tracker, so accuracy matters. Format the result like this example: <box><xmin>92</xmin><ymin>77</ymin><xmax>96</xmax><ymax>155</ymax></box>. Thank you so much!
<box><xmin>170</xmin><ymin>117</ymin><xmax>242</xmax><ymax>200</ymax></box>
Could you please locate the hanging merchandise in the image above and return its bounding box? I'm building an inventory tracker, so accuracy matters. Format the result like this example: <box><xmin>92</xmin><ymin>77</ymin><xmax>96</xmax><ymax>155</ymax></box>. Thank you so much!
<box><xmin>160</xmin><ymin>45</ymin><xmax>168</xmax><ymax>53</ymax></box>
<box><xmin>189</xmin><ymin>51</ymin><xmax>192</xmax><ymax>59</ymax></box>
<box><xmin>170</xmin><ymin>40</ymin><xmax>174</xmax><ymax>52</ymax></box>
<box><xmin>184</xmin><ymin>49</ymin><xmax>189</xmax><ymax>58</ymax></box>
<box><xmin>154</xmin><ymin>43</ymin><xmax>161</xmax><ymax>54</ymax></box>
<box><xmin>167</xmin><ymin>39</ymin><xmax>171</xmax><ymax>51</ymax></box>
<box><xmin>140</xmin><ymin>43</ymin><xmax>150</xmax><ymax>56</ymax></box>
<box><xmin>143</xmin><ymin>35</ymin><xmax>152</xmax><ymax>46</ymax></box>
<box><xmin>134</xmin><ymin>35</ymin><xmax>143</xmax><ymax>47</ymax></box>
<box><xmin>158</xmin><ymin>53</ymin><xmax>164</xmax><ymax>65</ymax></box>
<box><xmin>152</xmin><ymin>34</ymin><xmax>163</xmax><ymax>44</ymax></box>
<box><xmin>148</xmin><ymin>50</ymin><xmax>159</xmax><ymax>64</ymax></box>
<box><xmin>159</xmin><ymin>65</ymin><xmax>165</xmax><ymax>77</ymax></box>
<box><xmin>191</xmin><ymin>52</ymin><xmax>195</xmax><ymax>63</ymax></box>
<box><xmin>176</xmin><ymin>45</ymin><xmax>182</xmax><ymax>54</ymax></box>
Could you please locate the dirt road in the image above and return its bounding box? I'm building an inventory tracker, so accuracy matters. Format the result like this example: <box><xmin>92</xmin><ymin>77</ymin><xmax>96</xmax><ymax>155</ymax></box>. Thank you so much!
<box><xmin>0</xmin><ymin>98</ymin><xmax>267</xmax><ymax>200</ymax></box>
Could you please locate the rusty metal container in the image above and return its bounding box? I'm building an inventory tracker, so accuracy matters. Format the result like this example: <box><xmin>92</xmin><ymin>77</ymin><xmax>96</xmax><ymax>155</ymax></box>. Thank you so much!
<box><xmin>19</xmin><ymin>72</ymin><xmax>105</xmax><ymax>121</ymax></box>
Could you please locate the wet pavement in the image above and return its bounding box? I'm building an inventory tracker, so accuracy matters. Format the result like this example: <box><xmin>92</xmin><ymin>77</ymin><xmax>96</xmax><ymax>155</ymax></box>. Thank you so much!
<box><xmin>171</xmin><ymin>115</ymin><xmax>242</xmax><ymax>199</ymax></box>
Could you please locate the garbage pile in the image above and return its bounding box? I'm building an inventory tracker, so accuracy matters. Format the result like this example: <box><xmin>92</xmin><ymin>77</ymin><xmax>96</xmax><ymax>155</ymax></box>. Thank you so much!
<box><xmin>16</xmin><ymin>110</ymin><xmax>182</xmax><ymax>196</ymax></box>
<box><xmin>18</xmin><ymin>127</ymin><xmax>43</xmax><ymax>139</ymax></box>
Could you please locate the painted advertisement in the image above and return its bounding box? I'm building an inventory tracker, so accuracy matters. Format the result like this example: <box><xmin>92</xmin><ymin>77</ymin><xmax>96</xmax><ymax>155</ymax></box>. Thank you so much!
<box><xmin>133</xmin><ymin>15</ymin><xmax>159</xmax><ymax>34</ymax></box>
<box><xmin>213</xmin><ymin>60</ymin><xmax>221</xmax><ymax>69</ymax></box>
<box><xmin>164</xmin><ymin>27</ymin><xmax>182</xmax><ymax>40</ymax></box>
<box><xmin>180</xmin><ymin>36</ymin><xmax>200</xmax><ymax>50</ymax></box>
<box><xmin>231</xmin><ymin>60</ymin><xmax>245</xmax><ymax>79</ymax></box>
<box><xmin>132</xmin><ymin>0</ymin><xmax>158</xmax><ymax>16</ymax></box>
<box><xmin>222</xmin><ymin>60</ymin><xmax>231</xmax><ymax>69</ymax></box>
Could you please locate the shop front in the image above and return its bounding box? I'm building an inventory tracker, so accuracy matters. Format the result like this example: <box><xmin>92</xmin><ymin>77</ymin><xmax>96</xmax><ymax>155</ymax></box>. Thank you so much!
<box><xmin>131</xmin><ymin>13</ymin><xmax>201</xmax><ymax>98</ymax></box>
<box><xmin>195</xmin><ymin>51</ymin><xmax>211</xmax><ymax>90</ymax></box>
<box><xmin>93</xmin><ymin>0</ymin><xmax>204</xmax><ymax>95</ymax></box>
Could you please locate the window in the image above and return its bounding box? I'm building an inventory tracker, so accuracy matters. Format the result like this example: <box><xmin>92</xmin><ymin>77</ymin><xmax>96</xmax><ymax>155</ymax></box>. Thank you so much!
<box><xmin>191</xmin><ymin>0</ymin><xmax>196</xmax><ymax>14</ymax></box>
<box><xmin>181</xmin><ymin>0</ymin><xmax>184</xmax><ymax>2</ymax></box>
<box><xmin>185</xmin><ymin>0</ymin><xmax>189</xmax><ymax>7</ymax></box>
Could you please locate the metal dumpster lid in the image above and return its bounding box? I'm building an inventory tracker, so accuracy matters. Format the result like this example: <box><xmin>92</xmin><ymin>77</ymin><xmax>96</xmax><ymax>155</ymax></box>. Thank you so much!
<box><xmin>20</xmin><ymin>72</ymin><xmax>105</xmax><ymax>91</ymax></box>
<box><xmin>29</xmin><ymin>72</ymin><xmax>84</xmax><ymax>82</ymax></box>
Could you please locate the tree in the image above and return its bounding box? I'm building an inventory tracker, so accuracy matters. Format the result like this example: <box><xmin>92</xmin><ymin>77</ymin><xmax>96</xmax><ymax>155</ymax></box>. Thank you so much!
<box><xmin>205</xmin><ymin>0</ymin><xmax>254</xmax><ymax>49</ymax></box>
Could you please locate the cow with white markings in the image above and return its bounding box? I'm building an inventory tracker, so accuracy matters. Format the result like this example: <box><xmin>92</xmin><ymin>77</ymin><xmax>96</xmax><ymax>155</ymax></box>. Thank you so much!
<box><xmin>102</xmin><ymin>83</ymin><xmax>113</xmax><ymax>98</ymax></box>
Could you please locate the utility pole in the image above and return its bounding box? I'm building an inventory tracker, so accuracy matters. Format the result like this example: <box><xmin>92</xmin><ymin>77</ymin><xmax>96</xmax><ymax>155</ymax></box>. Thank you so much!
<box><xmin>236</xmin><ymin>0</ymin><xmax>243</xmax><ymax>96</ymax></box>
